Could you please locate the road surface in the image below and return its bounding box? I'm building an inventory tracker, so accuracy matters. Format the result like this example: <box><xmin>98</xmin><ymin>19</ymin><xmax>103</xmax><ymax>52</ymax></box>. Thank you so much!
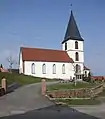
<box><xmin>0</xmin><ymin>82</ymin><xmax>57</xmax><ymax>117</ymax></box>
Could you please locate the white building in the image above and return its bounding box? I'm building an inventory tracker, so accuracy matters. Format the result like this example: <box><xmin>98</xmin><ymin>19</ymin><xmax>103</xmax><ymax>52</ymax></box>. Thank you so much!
<box><xmin>19</xmin><ymin>10</ymin><xmax>90</xmax><ymax>80</ymax></box>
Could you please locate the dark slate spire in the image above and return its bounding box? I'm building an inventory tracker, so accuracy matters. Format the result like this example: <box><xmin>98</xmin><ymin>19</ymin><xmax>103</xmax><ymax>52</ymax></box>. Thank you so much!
<box><xmin>62</xmin><ymin>10</ymin><xmax>84</xmax><ymax>44</ymax></box>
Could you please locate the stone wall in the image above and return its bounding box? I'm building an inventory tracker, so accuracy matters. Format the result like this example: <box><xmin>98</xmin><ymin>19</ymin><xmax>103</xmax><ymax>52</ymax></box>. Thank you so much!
<box><xmin>91</xmin><ymin>84</ymin><xmax>103</xmax><ymax>97</ymax></box>
<box><xmin>47</xmin><ymin>84</ymin><xmax>103</xmax><ymax>99</ymax></box>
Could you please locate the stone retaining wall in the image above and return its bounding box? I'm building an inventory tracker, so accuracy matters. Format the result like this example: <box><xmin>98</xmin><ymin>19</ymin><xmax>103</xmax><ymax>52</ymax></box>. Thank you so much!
<box><xmin>47</xmin><ymin>84</ymin><xmax>103</xmax><ymax>99</ymax></box>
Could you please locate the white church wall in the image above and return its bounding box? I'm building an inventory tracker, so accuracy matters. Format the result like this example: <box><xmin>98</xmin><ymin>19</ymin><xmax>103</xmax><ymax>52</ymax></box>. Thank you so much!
<box><xmin>62</xmin><ymin>39</ymin><xmax>84</xmax><ymax>51</ymax></box>
<box><xmin>67</xmin><ymin>40</ymin><xmax>84</xmax><ymax>51</ymax></box>
<box><xmin>74</xmin><ymin>62</ymin><xmax>84</xmax><ymax>74</ymax></box>
<box><xmin>62</xmin><ymin>40</ymin><xmax>84</xmax><ymax>75</ymax></box>
<box><xmin>62</xmin><ymin>40</ymin><xmax>84</xmax><ymax>63</ymax></box>
<box><xmin>62</xmin><ymin>43</ymin><xmax>65</xmax><ymax>50</ymax></box>
<box><xmin>67</xmin><ymin>51</ymin><xmax>84</xmax><ymax>63</ymax></box>
<box><xmin>23</xmin><ymin>61</ymin><xmax>74</xmax><ymax>80</ymax></box>
<box><xmin>19</xmin><ymin>51</ymin><xmax>23</xmax><ymax>73</ymax></box>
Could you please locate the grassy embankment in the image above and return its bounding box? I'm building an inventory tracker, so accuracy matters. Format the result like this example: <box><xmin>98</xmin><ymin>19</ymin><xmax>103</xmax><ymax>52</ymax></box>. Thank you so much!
<box><xmin>0</xmin><ymin>72</ymin><xmax>56</xmax><ymax>86</ymax></box>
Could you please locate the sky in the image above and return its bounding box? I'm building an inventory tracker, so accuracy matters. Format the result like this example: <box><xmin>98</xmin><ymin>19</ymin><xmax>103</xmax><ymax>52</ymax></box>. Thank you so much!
<box><xmin>0</xmin><ymin>0</ymin><xmax>105</xmax><ymax>75</ymax></box>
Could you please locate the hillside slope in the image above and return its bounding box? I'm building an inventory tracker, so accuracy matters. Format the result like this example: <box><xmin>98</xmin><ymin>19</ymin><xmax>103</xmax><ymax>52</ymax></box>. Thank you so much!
<box><xmin>0</xmin><ymin>72</ymin><xmax>54</xmax><ymax>85</ymax></box>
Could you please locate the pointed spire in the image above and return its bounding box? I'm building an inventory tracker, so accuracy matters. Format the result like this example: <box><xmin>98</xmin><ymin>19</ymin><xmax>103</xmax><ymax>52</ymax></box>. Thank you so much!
<box><xmin>62</xmin><ymin>10</ymin><xmax>84</xmax><ymax>44</ymax></box>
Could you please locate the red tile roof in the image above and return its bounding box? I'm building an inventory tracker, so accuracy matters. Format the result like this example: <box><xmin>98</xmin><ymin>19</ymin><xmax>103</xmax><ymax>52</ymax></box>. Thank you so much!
<box><xmin>91</xmin><ymin>76</ymin><xmax>105</xmax><ymax>80</ymax></box>
<box><xmin>21</xmin><ymin>47</ymin><xmax>74</xmax><ymax>63</ymax></box>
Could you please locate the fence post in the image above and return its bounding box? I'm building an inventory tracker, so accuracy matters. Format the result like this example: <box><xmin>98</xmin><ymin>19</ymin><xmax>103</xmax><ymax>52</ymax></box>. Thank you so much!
<box><xmin>1</xmin><ymin>78</ymin><xmax>7</xmax><ymax>92</ymax></box>
<box><xmin>42</xmin><ymin>79</ymin><xmax>46</xmax><ymax>96</ymax></box>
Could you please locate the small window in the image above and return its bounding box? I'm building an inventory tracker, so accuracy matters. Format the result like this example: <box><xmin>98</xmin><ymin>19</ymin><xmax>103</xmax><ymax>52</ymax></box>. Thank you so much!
<box><xmin>62</xmin><ymin>64</ymin><xmax>65</xmax><ymax>74</ymax></box>
<box><xmin>65</xmin><ymin>42</ymin><xmax>67</xmax><ymax>50</ymax></box>
<box><xmin>75</xmin><ymin>52</ymin><xmax>79</xmax><ymax>61</ymax></box>
<box><xmin>53</xmin><ymin>64</ymin><xmax>56</xmax><ymax>74</ymax></box>
<box><xmin>75</xmin><ymin>41</ymin><xmax>78</xmax><ymax>49</ymax></box>
<box><xmin>42</xmin><ymin>64</ymin><xmax>46</xmax><ymax>74</ymax></box>
<box><xmin>85</xmin><ymin>71</ymin><xmax>87</xmax><ymax>77</ymax></box>
<box><xmin>80</xmin><ymin>75</ymin><xmax>82</xmax><ymax>79</ymax></box>
<box><xmin>31</xmin><ymin>63</ymin><xmax>35</xmax><ymax>74</ymax></box>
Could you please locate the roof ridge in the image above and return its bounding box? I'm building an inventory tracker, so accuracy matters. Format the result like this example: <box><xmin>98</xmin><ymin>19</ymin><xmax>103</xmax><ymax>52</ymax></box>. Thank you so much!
<box><xmin>21</xmin><ymin>47</ymin><xmax>66</xmax><ymax>52</ymax></box>
<box><xmin>21</xmin><ymin>47</ymin><xmax>74</xmax><ymax>63</ymax></box>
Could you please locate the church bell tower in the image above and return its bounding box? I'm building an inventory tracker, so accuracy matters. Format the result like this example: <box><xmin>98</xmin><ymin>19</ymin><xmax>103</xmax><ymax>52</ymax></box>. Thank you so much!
<box><xmin>62</xmin><ymin>10</ymin><xmax>84</xmax><ymax>80</ymax></box>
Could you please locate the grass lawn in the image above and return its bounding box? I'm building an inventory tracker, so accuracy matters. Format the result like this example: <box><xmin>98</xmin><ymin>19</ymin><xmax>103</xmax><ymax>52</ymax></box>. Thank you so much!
<box><xmin>47</xmin><ymin>82</ymin><xmax>97</xmax><ymax>91</ymax></box>
<box><xmin>55</xmin><ymin>98</ymin><xmax>101</xmax><ymax>105</ymax></box>
<box><xmin>0</xmin><ymin>72</ymin><xmax>56</xmax><ymax>86</ymax></box>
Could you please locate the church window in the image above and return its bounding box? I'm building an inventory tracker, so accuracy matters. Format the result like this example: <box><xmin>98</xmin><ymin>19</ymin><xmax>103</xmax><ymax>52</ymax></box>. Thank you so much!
<box><xmin>75</xmin><ymin>52</ymin><xmax>79</xmax><ymax>61</ymax></box>
<box><xmin>75</xmin><ymin>41</ymin><xmax>78</xmax><ymax>49</ymax></box>
<box><xmin>80</xmin><ymin>75</ymin><xmax>82</xmax><ymax>79</ymax></box>
<box><xmin>85</xmin><ymin>71</ymin><xmax>87</xmax><ymax>77</ymax></box>
<box><xmin>75</xmin><ymin>64</ymin><xmax>81</xmax><ymax>74</ymax></box>
<box><xmin>65</xmin><ymin>42</ymin><xmax>67</xmax><ymax>50</ymax></box>
<box><xmin>42</xmin><ymin>64</ymin><xmax>46</xmax><ymax>74</ymax></box>
<box><xmin>53</xmin><ymin>64</ymin><xmax>56</xmax><ymax>74</ymax></box>
<box><xmin>31</xmin><ymin>63</ymin><xmax>35</xmax><ymax>74</ymax></box>
<box><xmin>75</xmin><ymin>64</ymin><xmax>78</xmax><ymax>73</ymax></box>
<box><xmin>62</xmin><ymin>64</ymin><xmax>65</xmax><ymax>74</ymax></box>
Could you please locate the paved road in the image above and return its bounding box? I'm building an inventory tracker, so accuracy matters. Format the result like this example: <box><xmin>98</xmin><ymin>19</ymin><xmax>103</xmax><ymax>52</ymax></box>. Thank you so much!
<box><xmin>72</xmin><ymin>104</ymin><xmax>105</xmax><ymax>119</ymax></box>
<box><xmin>0</xmin><ymin>105</ymin><xmax>100</xmax><ymax>119</ymax></box>
<box><xmin>0</xmin><ymin>82</ymin><xmax>57</xmax><ymax>117</ymax></box>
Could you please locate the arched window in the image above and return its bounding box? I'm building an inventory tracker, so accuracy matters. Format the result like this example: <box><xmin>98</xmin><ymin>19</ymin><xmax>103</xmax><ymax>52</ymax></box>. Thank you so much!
<box><xmin>75</xmin><ymin>64</ymin><xmax>78</xmax><ymax>73</ymax></box>
<box><xmin>42</xmin><ymin>64</ymin><xmax>46</xmax><ymax>74</ymax></box>
<box><xmin>75</xmin><ymin>64</ymin><xmax>81</xmax><ymax>74</ymax></box>
<box><xmin>62</xmin><ymin>64</ymin><xmax>65</xmax><ymax>74</ymax></box>
<box><xmin>78</xmin><ymin>65</ymin><xmax>81</xmax><ymax>73</ymax></box>
<box><xmin>53</xmin><ymin>64</ymin><xmax>56</xmax><ymax>74</ymax></box>
<box><xmin>65</xmin><ymin>42</ymin><xmax>67</xmax><ymax>50</ymax></box>
<box><xmin>31</xmin><ymin>63</ymin><xmax>35</xmax><ymax>74</ymax></box>
<box><xmin>85</xmin><ymin>71</ymin><xmax>87</xmax><ymax>77</ymax></box>
<box><xmin>75</xmin><ymin>41</ymin><xmax>78</xmax><ymax>49</ymax></box>
<box><xmin>75</xmin><ymin>52</ymin><xmax>79</xmax><ymax>61</ymax></box>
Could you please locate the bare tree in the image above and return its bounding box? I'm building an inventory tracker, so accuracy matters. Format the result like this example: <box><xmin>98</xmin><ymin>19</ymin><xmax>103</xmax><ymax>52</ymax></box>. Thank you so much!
<box><xmin>6</xmin><ymin>54</ymin><xmax>17</xmax><ymax>72</ymax></box>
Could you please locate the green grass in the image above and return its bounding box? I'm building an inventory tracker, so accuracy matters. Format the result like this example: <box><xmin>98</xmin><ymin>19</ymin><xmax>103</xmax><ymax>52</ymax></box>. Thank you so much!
<box><xmin>55</xmin><ymin>98</ymin><xmax>101</xmax><ymax>105</ymax></box>
<box><xmin>47</xmin><ymin>82</ymin><xmax>97</xmax><ymax>91</ymax></box>
<box><xmin>0</xmin><ymin>72</ymin><xmax>56</xmax><ymax>86</ymax></box>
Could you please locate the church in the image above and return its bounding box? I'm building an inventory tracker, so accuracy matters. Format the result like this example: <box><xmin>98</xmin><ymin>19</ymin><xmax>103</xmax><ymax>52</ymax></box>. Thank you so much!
<box><xmin>19</xmin><ymin>10</ymin><xmax>90</xmax><ymax>81</ymax></box>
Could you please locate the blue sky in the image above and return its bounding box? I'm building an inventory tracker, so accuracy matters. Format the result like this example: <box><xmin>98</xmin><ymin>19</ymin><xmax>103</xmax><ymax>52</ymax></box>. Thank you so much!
<box><xmin>0</xmin><ymin>0</ymin><xmax>105</xmax><ymax>75</ymax></box>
